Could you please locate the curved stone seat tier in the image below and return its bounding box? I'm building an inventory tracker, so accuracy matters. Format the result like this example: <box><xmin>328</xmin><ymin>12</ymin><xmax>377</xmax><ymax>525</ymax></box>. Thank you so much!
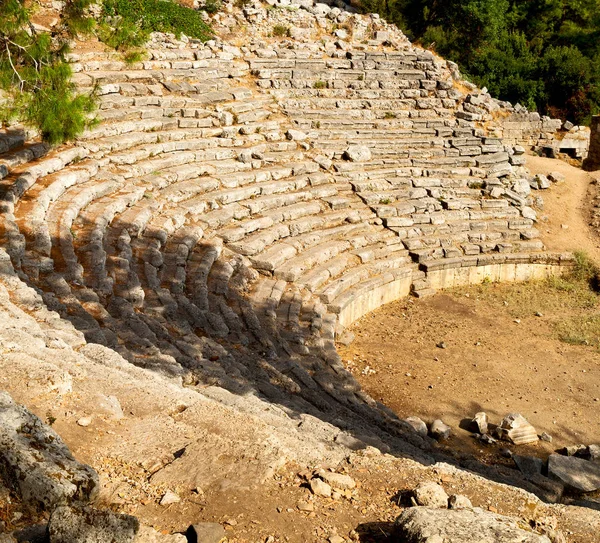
<box><xmin>0</xmin><ymin>28</ymin><xmax>576</xmax><ymax>464</ymax></box>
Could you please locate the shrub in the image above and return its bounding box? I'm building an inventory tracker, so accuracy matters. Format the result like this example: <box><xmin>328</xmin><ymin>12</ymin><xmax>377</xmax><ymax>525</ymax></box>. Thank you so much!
<box><xmin>313</xmin><ymin>80</ymin><xmax>327</xmax><ymax>89</ymax></box>
<box><xmin>100</xmin><ymin>0</ymin><xmax>214</xmax><ymax>50</ymax></box>
<box><xmin>272</xmin><ymin>24</ymin><xmax>290</xmax><ymax>37</ymax></box>
<box><xmin>0</xmin><ymin>0</ymin><xmax>97</xmax><ymax>145</ymax></box>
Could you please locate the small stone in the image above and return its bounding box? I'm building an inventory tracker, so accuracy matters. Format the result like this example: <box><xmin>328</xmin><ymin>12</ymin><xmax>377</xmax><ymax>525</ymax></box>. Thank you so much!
<box><xmin>563</xmin><ymin>120</ymin><xmax>574</xmax><ymax>131</ymax></box>
<box><xmin>436</xmin><ymin>341</ymin><xmax>447</xmax><ymax>349</ymax></box>
<box><xmin>522</xmin><ymin>207</ymin><xmax>537</xmax><ymax>221</ymax></box>
<box><xmin>186</xmin><ymin>523</ymin><xmax>226</xmax><ymax>543</ymax></box>
<box><xmin>478</xmin><ymin>434</ymin><xmax>497</xmax><ymax>445</ymax></box>
<box><xmin>343</xmin><ymin>145</ymin><xmax>371</xmax><ymax>162</ymax></box>
<box><xmin>405</xmin><ymin>416</ymin><xmax>428</xmax><ymax>438</ymax></box>
<box><xmin>159</xmin><ymin>491</ymin><xmax>180</xmax><ymax>506</ymax></box>
<box><xmin>588</xmin><ymin>444</ymin><xmax>600</xmax><ymax>463</ymax></box>
<box><xmin>540</xmin><ymin>432</ymin><xmax>553</xmax><ymax>443</ymax></box>
<box><xmin>316</xmin><ymin>470</ymin><xmax>356</xmax><ymax>490</ymax></box>
<box><xmin>534</xmin><ymin>174</ymin><xmax>551</xmax><ymax>189</ymax></box>
<box><xmin>548</xmin><ymin>172</ymin><xmax>565</xmax><ymax>183</ymax></box>
<box><xmin>430</xmin><ymin>419</ymin><xmax>451</xmax><ymax>441</ymax></box>
<box><xmin>414</xmin><ymin>482</ymin><xmax>449</xmax><ymax>508</ymax></box>
<box><xmin>448</xmin><ymin>494</ymin><xmax>472</xmax><ymax>510</ymax></box>
<box><xmin>310</xmin><ymin>478</ymin><xmax>332</xmax><ymax>497</ymax></box>
<box><xmin>329</xmin><ymin>536</ymin><xmax>345</xmax><ymax>543</ymax></box>
<box><xmin>470</xmin><ymin>412</ymin><xmax>488</xmax><ymax>435</ymax></box>
<box><xmin>561</xmin><ymin>444</ymin><xmax>587</xmax><ymax>456</ymax></box>
<box><xmin>535</xmin><ymin>312</ymin><xmax>544</xmax><ymax>318</ymax></box>
<box><xmin>76</xmin><ymin>416</ymin><xmax>92</xmax><ymax>427</ymax></box>
<box><xmin>286</xmin><ymin>129</ymin><xmax>307</xmax><ymax>141</ymax></box>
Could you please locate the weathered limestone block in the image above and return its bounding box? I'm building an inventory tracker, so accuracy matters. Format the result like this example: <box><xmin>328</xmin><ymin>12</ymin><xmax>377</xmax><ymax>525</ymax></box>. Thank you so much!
<box><xmin>0</xmin><ymin>392</ymin><xmax>99</xmax><ymax>511</ymax></box>
<box><xmin>48</xmin><ymin>505</ymin><xmax>139</xmax><ymax>543</ymax></box>
<box><xmin>396</xmin><ymin>507</ymin><xmax>551</xmax><ymax>542</ymax></box>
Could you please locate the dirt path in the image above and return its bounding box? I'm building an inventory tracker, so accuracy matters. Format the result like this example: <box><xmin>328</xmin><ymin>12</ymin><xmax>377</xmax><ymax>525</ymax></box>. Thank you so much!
<box><xmin>525</xmin><ymin>155</ymin><xmax>600</xmax><ymax>261</ymax></box>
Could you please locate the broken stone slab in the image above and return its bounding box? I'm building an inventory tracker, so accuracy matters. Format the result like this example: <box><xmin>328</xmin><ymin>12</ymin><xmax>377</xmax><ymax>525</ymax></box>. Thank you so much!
<box><xmin>512</xmin><ymin>455</ymin><xmax>543</xmax><ymax>479</ymax></box>
<box><xmin>534</xmin><ymin>174</ymin><xmax>551</xmax><ymax>189</ymax></box>
<box><xmin>0</xmin><ymin>392</ymin><xmax>99</xmax><ymax>511</ymax></box>
<box><xmin>548</xmin><ymin>172</ymin><xmax>565</xmax><ymax>183</ymax></box>
<box><xmin>414</xmin><ymin>482</ymin><xmax>449</xmax><ymax>508</ymax></box>
<box><xmin>405</xmin><ymin>416</ymin><xmax>428</xmax><ymax>438</ymax></box>
<box><xmin>343</xmin><ymin>145</ymin><xmax>371</xmax><ymax>162</ymax></box>
<box><xmin>430</xmin><ymin>419</ymin><xmax>451</xmax><ymax>441</ymax></box>
<box><xmin>395</xmin><ymin>507</ymin><xmax>552</xmax><ymax>543</ymax></box>
<box><xmin>186</xmin><ymin>523</ymin><xmax>226</xmax><ymax>543</ymax></box>
<box><xmin>48</xmin><ymin>505</ymin><xmax>139</xmax><ymax>543</ymax></box>
<box><xmin>310</xmin><ymin>477</ymin><xmax>332</xmax><ymax>497</ymax></box>
<box><xmin>547</xmin><ymin>453</ymin><xmax>600</xmax><ymax>493</ymax></box>
<box><xmin>469</xmin><ymin>412</ymin><xmax>488</xmax><ymax>435</ymax></box>
<box><xmin>496</xmin><ymin>413</ymin><xmax>538</xmax><ymax>445</ymax></box>
<box><xmin>286</xmin><ymin>129</ymin><xmax>308</xmax><ymax>141</ymax></box>
<box><xmin>315</xmin><ymin>470</ymin><xmax>356</xmax><ymax>490</ymax></box>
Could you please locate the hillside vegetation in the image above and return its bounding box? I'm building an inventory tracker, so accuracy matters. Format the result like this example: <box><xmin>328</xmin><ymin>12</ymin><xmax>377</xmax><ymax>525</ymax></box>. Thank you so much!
<box><xmin>0</xmin><ymin>0</ymin><xmax>212</xmax><ymax>144</ymax></box>
<box><xmin>360</xmin><ymin>0</ymin><xmax>600</xmax><ymax>124</ymax></box>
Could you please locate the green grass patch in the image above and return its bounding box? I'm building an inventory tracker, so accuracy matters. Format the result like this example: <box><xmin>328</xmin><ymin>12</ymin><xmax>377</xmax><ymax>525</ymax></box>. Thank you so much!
<box><xmin>99</xmin><ymin>0</ymin><xmax>213</xmax><ymax>50</ymax></box>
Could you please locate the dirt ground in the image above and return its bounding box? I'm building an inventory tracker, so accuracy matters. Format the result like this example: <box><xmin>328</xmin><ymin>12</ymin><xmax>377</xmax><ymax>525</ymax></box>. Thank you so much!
<box><xmin>338</xmin><ymin>155</ymin><xmax>600</xmax><ymax>464</ymax></box>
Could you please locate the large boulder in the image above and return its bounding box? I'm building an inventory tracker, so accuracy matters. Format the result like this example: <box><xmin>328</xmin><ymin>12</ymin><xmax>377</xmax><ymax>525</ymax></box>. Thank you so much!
<box><xmin>48</xmin><ymin>505</ymin><xmax>139</xmax><ymax>543</ymax></box>
<box><xmin>0</xmin><ymin>392</ymin><xmax>99</xmax><ymax>511</ymax></box>
<box><xmin>547</xmin><ymin>454</ymin><xmax>600</xmax><ymax>493</ymax></box>
<box><xmin>395</xmin><ymin>507</ymin><xmax>551</xmax><ymax>542</ymax></box>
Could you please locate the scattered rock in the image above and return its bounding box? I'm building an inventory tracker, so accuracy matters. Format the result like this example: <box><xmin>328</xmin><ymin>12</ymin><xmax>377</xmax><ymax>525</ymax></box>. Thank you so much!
<box><xmin>547</xmin><ymin>453</ymin><xmax>600</xmax><ymax>493</ymax></box>
<box><xmin>405</xmin><ymin>416</ymin><xmax>428</xmax><ymax>438</ymax></box>
<box><xmin>470</xmin><ymin>412</ymin><xmax>488</xmax><ymax>435</ymax></box>
<box><xmin>561</xmin><ymin>444</ymin><xmax>587</xmax><ymax>457</ymax></box>
<box><xmin>430</xmin><ymin>419</ymin><xmax>451</xmax><ymax>441</ymax></box>
<box><xmin>343</xmin><ymin>145</ymin><xmax>371</xmax><ymax>162</ymax></box>
<box><xmin>329</xmin><ymin>536</ymin><xmax>345</xmax><ymax>543</ymax></box>
<box><xmin>159</xmin><ymin>490</ymin><xmax>181</xmax><ymax>506</ymax></box>
<box><xmin>496</xmin><ymin>413</ymin><xmax>538</xmax><ymax>445</ymax></box>
<box><xmin>548</xmin><ymin>172</ymin><xmax>565</xmax><ymax>183</ymax></box>
<box><xmin>316</xmin><ymin>470</ymin><xmax>356</xmax><ymax>490</ymax></box>
<box><xmin>48</xmin><ymin>505</ymin><xmax>139</xmax><ymax>543</ymax></box>
<box><xmin>522</xmin><ymin>207</ymin><xmax>537</xmax><ymax>221</ymax></box>
<box><xmin>436</xmin><ymin>341</ymin><xmax>447</xmax><ymax>349</ymax></box>
<box><xmin>413</xmin><ymin>482</ymin><xmax>449</xmax><ymax>508</ymax></box>
<box><xmin>286</xmin><ymin>129</ymin><xmax>307</xmax><ymax>141</ymax></box>
<box><xmin>310</xmin><ymin>478</ymin><xmax>332</xmax><ymax>497</ymax></box>
<box><xmin>297</xmin><ymin>500</ymin><xmax>314</xmax><ymax>512</ymax></box>
<box><xmin>0</xmin><ymin>392</ymin><xmax>99</xmax><ymax>511</ymax></box>
<box><xmin>77</xmin><ymin>416</ymin><xmax>92</xmax><ymax>427</ymax></box>
<box><xmin>448</xmin><ymin>494</ymin><xmax>473</xmax><ymax>510</ymax></box>
<box><xmin>396</xmin><ymin>507</ymin><xmax>551</xmax><ymax>543</ymax></box>
<box><xmin>186</xmin><ymin>523</ymin><xmax>226</xmax><ymax>543</ymax></box>
<box><xmin>478</xmin><ymin>434</ymin><xmax>497</xmax><ymax>445</ymax></box>
<box><xmin>136</xmin><ymin>526</ymin><xmax>186</xmax><ymax>542</ymax></box>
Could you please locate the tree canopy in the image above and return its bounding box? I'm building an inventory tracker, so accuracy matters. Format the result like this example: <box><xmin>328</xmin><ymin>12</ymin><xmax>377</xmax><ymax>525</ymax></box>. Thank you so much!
<box><xmin>360</xmin><ymin>0</ymin><xmax>600</xmax><ymax>124</ymax></box>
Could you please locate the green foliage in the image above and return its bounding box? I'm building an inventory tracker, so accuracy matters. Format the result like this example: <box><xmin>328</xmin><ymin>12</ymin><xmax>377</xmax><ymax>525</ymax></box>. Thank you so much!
<box><xmin>99</xmin><ymin>0</ymin><xmax>214</xmax><ymax>50</ymax></box>
<box><xmin>272</xmin><ymin>24</ymin><xmax>291</xmax><ymax>37</ymax></box>
<box><xmin>359</xmin><ymin>0</ymin><xmax>600</xmax><ymax>124</ymax></box>
<box><xmin>0</xmin><ymin>0</ymin><xmax>97</xmax><ymax>145</ymax></box>
<box><xmin>313</xmin><ymin>80</ymin><xmax>327</xmax><ymax>89</ymax></box>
